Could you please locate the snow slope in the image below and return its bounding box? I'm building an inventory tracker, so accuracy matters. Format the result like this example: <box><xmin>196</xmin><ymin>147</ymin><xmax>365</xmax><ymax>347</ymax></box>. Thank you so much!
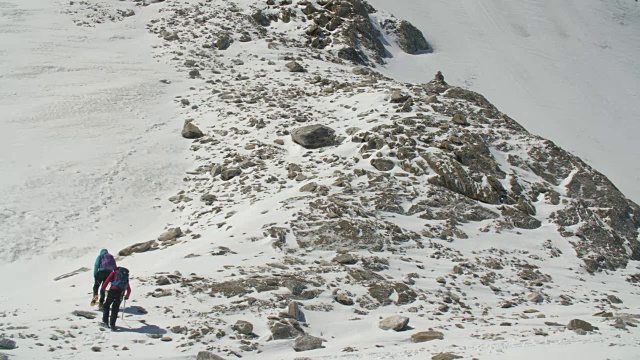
<box><xmin>367</xmin><ymin>0</ymin><xmax>640</xmax><ymax>204</ymax></box>
<box><xmin>0</xmin><ymin>0</ymin><xmax>189</xmax><ymax>264</ymax></box>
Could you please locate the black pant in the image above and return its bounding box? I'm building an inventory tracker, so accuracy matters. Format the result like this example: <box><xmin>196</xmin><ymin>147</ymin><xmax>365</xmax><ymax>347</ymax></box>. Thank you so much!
<box><xmin>102</xmin><ymin>289</ymin><xmax>124</xmax><ymax>327</ymax></box>
<box><xmin>93</xmin><ymin>270</ymin><xmax>111</xmax><ymax>303</ymax></box>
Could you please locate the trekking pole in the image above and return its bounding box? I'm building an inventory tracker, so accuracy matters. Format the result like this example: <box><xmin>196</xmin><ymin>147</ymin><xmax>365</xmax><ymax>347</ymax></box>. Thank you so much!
<box><xmin>121</xmin><ymin>297</ymin><xmax>126</xmax><ymax>320</ymax></box>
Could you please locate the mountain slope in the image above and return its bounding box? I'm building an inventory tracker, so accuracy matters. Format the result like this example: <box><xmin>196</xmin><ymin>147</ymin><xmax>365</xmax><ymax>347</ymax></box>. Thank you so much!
<box><xmin>0</xmin><ymin>1</ymin><xmax>639</xmax><ymax>360</ymax></box>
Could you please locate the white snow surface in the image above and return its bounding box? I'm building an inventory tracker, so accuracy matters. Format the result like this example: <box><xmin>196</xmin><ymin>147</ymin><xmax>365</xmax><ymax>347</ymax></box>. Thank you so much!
<box><xmin>0</xmin><ymin>0</ymin><xmax>189</xmax><ymax>263</ymax></box>
<box><xmin>368</xmin><ymin>0</ymin><xmax>640</xmax><ymax>204</ymax></box>
<box><xmin>0</xmin><ymin>1</ymin><xmax>639</xmax><ymax>360</ymax></box>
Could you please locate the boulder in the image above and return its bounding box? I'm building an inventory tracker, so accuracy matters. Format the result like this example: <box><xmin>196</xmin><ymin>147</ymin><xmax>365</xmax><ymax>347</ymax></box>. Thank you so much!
<box><xmin>182</xmin><ymin>121</ymin><xmax>204</xmax><ymax>139</ymax></box>
<box><xmin>0</xmin><ymin>338</ymin><xmax>16</xmax><ymax>350</ymax></box>
<box><xmin>299</xmin><ymin>182</ymin><xmax>318</xmax><ymax>192</ymax></box>
<box><xmin>215</xmin><ymin>35</ymin><xmax>233</xmax><ymax>50</ymax></box>
<box><xmin>286</xmin><ymin>61</ymin><xmax>306</xmax><ymax>73</ymax></box>
<box><xmin>352</xmin><ymin>66</ymin><xmax>371</xmax><ymax>76</ymax></box>
<box><xmin>333</xmin><ymin>253</ymin><xmax>358</xmax><ymax>265</ymax></box>
<box><xmin>424</xmin><ymin>95</ymin><xmax>439</xmax><ymax>104</ymax></box>
<box><xmin>291</xmin><ymin>125</ymin><xmax>337</xmax><ymax>149</ymax></box>
<box><xmin>270</xmin><ymin>322</ymin><xmax>303</xmax><ymax>340</ymax></box>
<box><xmin>390</xmin><ymin>91</ymin><xmax>410</xmax><ymax>103</ymax></box>
<box><xmin>395</xmin><ymin>20</ymin><xmax>430</xmax><ymax>54</ymax></box>
<box><xmin>197</xmin><ymin>351</ymin><xmax>225</xmax><ymax>360</ymax></box>
<box><xmin>432</xmin><ymin>353</ymin><xmax>463</xmax><ymax>360</ymax></box>
<box><xmin>72</xmin><ymin>310</ymin><xmax>97</xmax><ymax>320</ymax></box>
<box><xmin>567</xmin><ymin>319</ymin><xmax>594</xmax><ymax>332</ymax></box>
<box><xmin>527</xmin><ymin>292</ymin><xmax>543</xmax><ymax>303</ymax></box>
<box><xmin>170</xmin><ymin>325</ymin><xmax>187</xmax><ymax>334</ymax></box>
<box><xmin>379</xmin><ymin>315</ymin><xmax>410</xmax><ymax>331</ymax></box>
<box><xmin>371</xmin><ymin>158</ymin><xmax>395</xmax><ymax>171</ymax></box>
<box><xmin>119</xmin><ymin>240</ymin><xmax>157</xmax><ymax>256</ymax></box>
<box><xmin>252</xmin><ymin>10</ymin><xmax>270</xmax><ymax>26</ymax></box>
<box><xmin>233</xmin><ymin>320</ymin><xmax>254</xmax><ymax>335</ymax></box>
<box><xmin>607</xmin><ymin>295</ymin><xmax>623</xmax><ymax>304</ymax></box>
<box><xmin>451</xmin><ymin>114</ymin><xmax>468</xmax><ymax>126</ymax></box>
<box><xmin>337</xmin><ymin>47</ymin><xmax>367</xmax><ymax>65</ymax></box>
<box><xmin>293</xmin><ymin>335</ymin><xmax>325</xmax><ymax>352</ymax></box>
<box><xmin>158</xmin><ymin>227</ymin><xmax>182</xmax><ymax>242</ymax></box>
<box><xmin>220</xmin><ymin>168</ymin><xmax>242</xmax><ymax>181</ymax></box>
<box><xmin>411</xmin><ymin>331</ymin><xmax>444</xmax><ymax>343</ymax></box>
<box><xmin>287</xmin><ymin>301</ymin><xmax>304</xmax><ymax>321</ymax></box>
<box><xmin>210</xmin><ymin>164</ymin><xmax>223</xmax><ymax>177</ymax></box>
<box><xmin>335</xmin><ymin>293</ymin><xmax>354</xmax><ymax>306</ymax></box>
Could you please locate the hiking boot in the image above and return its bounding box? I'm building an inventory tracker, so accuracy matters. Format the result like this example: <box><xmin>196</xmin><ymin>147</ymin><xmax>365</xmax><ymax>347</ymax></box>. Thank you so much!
<box><xmin>98</xmin><ymin>302</ymin><xmax>104</xmax><ymax>311</ymax></box>
<box><xmin>110</xmin><ymin>325</ymin><xmax>117</xmax><ymax>332</ymax></box>
<box><xmin>90</xmin><ymin>295</ymin><xmax>99</xmax><ymax>306</ymax></box>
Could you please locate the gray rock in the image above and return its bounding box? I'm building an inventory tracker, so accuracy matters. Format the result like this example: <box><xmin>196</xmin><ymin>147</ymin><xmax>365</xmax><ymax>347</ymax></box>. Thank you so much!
<box><xmin>287</xmin><ymin>301</ymin><xmax>304</xmax><ymax>321</ymax></box>
<box><xmin>424</xmin><ymin>152</ymin><xmax>502</xmax><ymax>204</ymax></box>
<box><xmin>390</xmin><ymin>91</ymin><xmax>410</xmax><ymax>103</ymax></box>
<box><xmin>119</xmin><ymin>240</ymin><xmax>157</xmax><ymax>256</ymax></box>
<box><xmin>0</xmin><ymin>338</ymin><xmax>16</xmax><ymax>350</ymax></box>
<box><xmin>286</xmin><ymin>61</ymin><xmax>306</xmax><ymax>73</ymax></box>
<box><xmin>216</xmin><ymin>35</ymin><xmax>232</xmax><ymax>50</ymax></box>
<box><xmin>0</xmin><ymin>352</ymin><xmax>8</xmax><ymax>360</ymax></box>
<box><xmin>338</xmin><ymin>47</ymin><xmax>367</xmax><ymax>65</ymax></box>
<box><xmin>424</xmin><ymin>95</ymin><xmax>439</xmax><ymax>104</ymax></box>
<box><xmin>196</xmin><ymin>351</ymin><xmax>225</xmax><ymax>360</ymax></box>
<box><xmin>270</xmin><ymin>322</ymin><xmax>303</xmax><ymax>340</ymax></box>
<box><xmin>411</xmin><ymin>331</ymin><xmax>444</xmax><ymax>343</ymax></box>
<box><xmin>233</xmin><ymin>320</ymin><xmax>254</xmax><ymax>335</ymax></box>
<box><xmin>527</xmin><ymin>292</ymin><xmax>543</xmax><ymax>303</ymax></box>
<box><xmin>607</xmin><ymin>295</ymin><xmax>623</xmax><ymax>304</ymax></box>
<box><xmin>567</xmin><ymin>319</ymin><xmax>594</xmax><ymax>332</ymax></box>
<box><xmin>157</xmin><ymin>277</ymin><xmax>171</xmax><ymax>286</ymax></box>
<box><xmin>201</xmin><ymin>194</ymin><xmax>217</xmax><ymax>205</ymax></box>
<box><xmin>72</xmin><ymin>310</ymin><xmax>97</xmax><ymax>320</ymax></box>
<box><xmin>395</xmin><ymin>20</ymin><xmax>430</xmax><ymax>54</ymax></box>
<box><xmin>158</xmin><ymin>227</ymin><xmax>182</xmax><ymax>242</ymax></box>
<box><xmin>379</xmin><ymin>315</ymin><xmax>410</xmax><ymax>331</ymax></box>
<box><xmin>53</xmin><ymin>267</ymin><xmax>90</xmax><ymax>281</ymax></box>
<box><xmin>432</xmin><ymin>353</ymin><xmax>463</xmax><ymax>360</ymax></box>
<box><xmin>182</xmin><ymin>121</ymin><xmax>204</xmax><ymax>139</ymax></box>
<box><xmin>371</xmin><ymin>158</ymin><xmax>395</xmax><ymax>171</ymax></box>
<box><xmin>188</xmin><ymin>69</ymin><xmax>200</xmax><ymax>78</ymax></box>
<box><xmin>291</xmin><ymin>125</ymin><xmax>336</xmax><ymax>149</ymax></box>
<box><xmin>299</xmin><ymin>182</ymin><xmax>318</xmax><ymax>192</ymax></box>
<box><xmin>210</xmin><ymin>164</ymin><xmax>223</xmax><ymax>177</ymax></box>
<box><xmin>293</xmin><ymin>335</ymin><xmax>325</xmax><ymax>352</ymax></box>
<box><xmin>252</xmin><ymin>10</ymin><xmax>270</xmax><ymax>27</ymax></box>
<box><xmin>335</xmin><ymin>293</ymin><xmax>354</xmax><ymax>306</ymax></box>
<box><xmin>220</xmin><ymin>168</ymin><xmax>242</xmax><ymax>181</ymax></box>
<box><xmin>170</xmin><ymin>325</ymin><xmax>187</xmax><ymax>334</ymax></box>
<box><xmin>352</xmin><ymin>66</ymin><xmax>371</xmax><ymax>76</ymax></box>
<box><xmin>451</xmin><ymin>114</ymin><xmax>468</xmax><ymax>125</ymax></box>
<box><xmin>333</xmin><ymin>253</ymin><xmax>358</xmax><ymax>265</ymax></box>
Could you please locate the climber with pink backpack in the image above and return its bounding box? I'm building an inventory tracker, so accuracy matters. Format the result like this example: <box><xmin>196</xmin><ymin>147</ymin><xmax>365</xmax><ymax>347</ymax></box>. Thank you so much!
<box><xmin>91</xmin><ymin>249</ymin><xmax>117</xmax><ymax>309</ymax></box>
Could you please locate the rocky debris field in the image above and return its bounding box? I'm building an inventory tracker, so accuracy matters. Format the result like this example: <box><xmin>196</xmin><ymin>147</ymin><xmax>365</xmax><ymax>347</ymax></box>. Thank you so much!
<box><xmin>2</xmin><ymin>0</ymin><xmax>639</xmax><ymax>359</ymax></box>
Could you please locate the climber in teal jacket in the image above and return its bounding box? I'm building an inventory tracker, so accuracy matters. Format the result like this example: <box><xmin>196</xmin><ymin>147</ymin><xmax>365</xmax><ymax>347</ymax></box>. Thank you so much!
<box><xmin>91</xmin><ymin>249</ymin><xmax>117</xmax><ymax>308</ymax></box>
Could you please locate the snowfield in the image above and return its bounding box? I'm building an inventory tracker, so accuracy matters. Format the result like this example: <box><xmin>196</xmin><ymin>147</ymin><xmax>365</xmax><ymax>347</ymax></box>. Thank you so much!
<box><xmin>0</xmin><ymin>1</ymin><xmax>639</xmax><ymax>360</ymax></box>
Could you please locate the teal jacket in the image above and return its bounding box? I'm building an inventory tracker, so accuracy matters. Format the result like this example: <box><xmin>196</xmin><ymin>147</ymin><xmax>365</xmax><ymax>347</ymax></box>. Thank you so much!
<box><xmin>93</xmin><ymin>249</ymin><xmax>108</xmax><ymax>277</ymax></box>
